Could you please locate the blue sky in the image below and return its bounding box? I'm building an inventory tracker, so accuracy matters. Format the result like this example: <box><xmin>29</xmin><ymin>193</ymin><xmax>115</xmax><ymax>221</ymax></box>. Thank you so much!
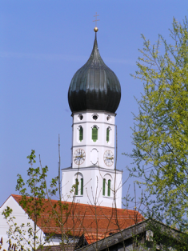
<box><xmin>0</xmin><ymin>0</ymin><xmax>187</xmax><ymax>207</ymax></box>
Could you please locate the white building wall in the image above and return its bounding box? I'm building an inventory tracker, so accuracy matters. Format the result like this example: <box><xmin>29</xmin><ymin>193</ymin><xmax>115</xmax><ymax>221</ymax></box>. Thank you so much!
<box><xmin>0</xmin><ymin>196</ymin><xmax>78</xmax><ymax>249</ymax></box>
<box><xmin>0</xmin><ymin>196</ymin><xmax>45</xmax><ymax>250</ymax></box>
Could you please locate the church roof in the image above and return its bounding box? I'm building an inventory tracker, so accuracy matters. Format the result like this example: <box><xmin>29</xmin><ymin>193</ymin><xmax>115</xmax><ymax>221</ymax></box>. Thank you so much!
<box><xmin>12</xmin><ymin>194</ymin><xmax>144</xmax><ymax>244</ymax></box>
<box><xmin>68</xmin><ymin>32</ymin><xmax>121</xmax><ymax>114</ymax></box>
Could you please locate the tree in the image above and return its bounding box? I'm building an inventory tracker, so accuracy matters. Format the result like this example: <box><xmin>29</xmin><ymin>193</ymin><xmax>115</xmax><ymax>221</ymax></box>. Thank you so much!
<box><xmin>126</xmin><ymin>17</ymin><xmax>188</xmax><ymax>231</ymax></box>
<box><xmin>2</xmin><ymin>147</ymin><xmax>77</xmax><ymax>251</ymax></box>
<box><xmin>2</xmin><ymin>146</ymin><xmax>138</xmax><ymax>251</ymax></box>
<box><xmin>2</xmin><ymin>150</ymin><xmax>49</xmax><ymax>251</ymax></box>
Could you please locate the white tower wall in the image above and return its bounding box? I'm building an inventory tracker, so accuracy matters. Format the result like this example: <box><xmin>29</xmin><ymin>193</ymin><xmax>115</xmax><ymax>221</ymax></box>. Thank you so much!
<box><xmin>71</xmin><ymin>111</ymin><xmax>115</xmax><ymax>169</ymax></box>
<box><xmin>62</xmin><ymin>166</ymin><xmax>122</xmax><ymax>208</ymax></box>
<box><xmin>62</xmin><ymin>110</ymin><xmax>123</xmax><ymax>208</ymax></box>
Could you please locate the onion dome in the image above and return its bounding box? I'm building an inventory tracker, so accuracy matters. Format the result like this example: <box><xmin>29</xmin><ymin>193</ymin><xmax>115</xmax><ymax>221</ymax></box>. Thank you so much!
<box><xmin>68</xmin><ymin>31</ymin><xmax>121</xmax><ymax>113</ymax></box>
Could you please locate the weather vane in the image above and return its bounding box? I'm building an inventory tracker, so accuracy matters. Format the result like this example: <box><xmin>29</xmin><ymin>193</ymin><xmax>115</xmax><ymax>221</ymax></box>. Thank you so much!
<box><xmin>93</xmin><ymin>12</ymin><xmax>99</xmax><ymax>32</ymax></box>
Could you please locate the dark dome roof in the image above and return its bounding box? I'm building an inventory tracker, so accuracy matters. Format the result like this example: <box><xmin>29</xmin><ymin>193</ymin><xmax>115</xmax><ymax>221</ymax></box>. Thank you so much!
<box><xmin>68</xmin><ymin>33</ymin><xmax>121</xmax><ymax>113</ymax></box>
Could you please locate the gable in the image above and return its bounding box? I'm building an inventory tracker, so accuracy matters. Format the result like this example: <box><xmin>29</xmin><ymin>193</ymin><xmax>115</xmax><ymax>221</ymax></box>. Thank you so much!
<box><xmin>0</xmin><ymin>195</ymin><xmax>45</xmax><ymax>250</ymax></box>
<box><xmin>0</xmin><ymin>195</ymin><xmax>28</xmax><ymax>215</ymax></box>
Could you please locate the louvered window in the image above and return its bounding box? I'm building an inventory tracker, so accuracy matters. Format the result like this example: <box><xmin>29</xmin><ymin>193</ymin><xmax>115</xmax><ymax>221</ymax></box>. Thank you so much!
<box><xmin>103</xmin><ymin>179</ymin><xmax>106</xmax><ymax>196</ymax></box>
<box><xmin>106</xmin><ymin>128</ymin><xmax>110</xmax><ymax>142</ymax></box>
<box><xmin>81</xmin><ymin>178</ymin><xmax>83</xmax><ymax>195</ymax></box>
<box><xmin>92</xmin><ymin>126</ymin><xmax>98</xmax><ymax>142</ymax></box>
<box><xmin>79</xmin><ymin>126</ymin><xmax>83</xmax><ymax>142</ymax></box>
<box><xmin>75</xmin><ymin>178</ymin><xmax>78</xmax><ymax>195</ymax></box>
<box><xmin>108</xmin><ymin>180</ymin><xmax>111</xmax><ymax>196</ymax></box>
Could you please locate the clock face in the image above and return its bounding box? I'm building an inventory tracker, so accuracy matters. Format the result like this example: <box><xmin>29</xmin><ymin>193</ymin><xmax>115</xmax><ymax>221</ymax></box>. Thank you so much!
<box><xmin>103</xmin><ymin>150</ymin><xmax>114</xmax><ymax>167</ymax></box>
<box><xmin>73</xmin><ymin>149</ymin><xmax>86</xmax><ymax>165</ymax></box>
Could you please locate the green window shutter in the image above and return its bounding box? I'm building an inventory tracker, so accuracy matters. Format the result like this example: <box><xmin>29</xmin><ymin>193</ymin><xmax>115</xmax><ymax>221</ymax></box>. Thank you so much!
<box><xmin>103</xmin><ymin>179</ymin><xmax>106</xmax><ymax>196</ymax></box>
<box><xmin>81</xmin><ymin>178</ymin><xmax>83</xmax><ymax>195</ymax></box>
<box><xmin>75</xmin><ymin>178</ymin><xmax>78</xmax><ymax>195</ymax></box>
<box><xmin>106</xmin><ymin>128</ymin><xmax>110</xmax><ymax>142</ymax></box>
<box><xmin>92</xmin><ymin>127</ymin><xmax>98</xmax><ymax>142</ymax></box>
<box><xmin>79</xmin><ymin>127</ymin><xmax>83</xmax><ymax>141</ymax></box>
<box><xmin>108</xmin><ymin>180</ymin><xmax>111</xmax><ymax>196</ymax></box>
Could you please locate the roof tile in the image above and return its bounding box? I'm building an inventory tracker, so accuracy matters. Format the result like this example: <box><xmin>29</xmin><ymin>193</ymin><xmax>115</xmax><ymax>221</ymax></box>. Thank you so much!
<box><xmin>12</xmin><ymin>194</ymin><xmax>144</xmax><ymax>244</ymax></box>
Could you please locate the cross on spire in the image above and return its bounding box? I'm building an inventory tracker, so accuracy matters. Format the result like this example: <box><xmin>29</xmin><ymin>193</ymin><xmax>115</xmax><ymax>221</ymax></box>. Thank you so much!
<box><xmin>93</xmin><ymin>12</ymin><xmax>100</xmax><ymax>28</ymax></box>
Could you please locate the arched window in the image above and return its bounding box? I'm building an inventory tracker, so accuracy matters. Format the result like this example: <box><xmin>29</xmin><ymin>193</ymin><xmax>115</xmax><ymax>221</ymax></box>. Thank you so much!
<box><xmin>92</xmin><ymin>126</ymin><xmax>98</xmax><ymax>142</ymax></box>
<box><xmin>103</xmin><ymin>179</ymin><xmax>106</xmax><ymax>196</ymax></box>
<box><xmin>106</xmin><ymin>128</ymin><xmax>110</xmax><ymax>143</ymax></box>
<box><xmin>75</xmin><ymin>178</ymin><xmax>79</xmax><ymax>195</ymax></box>
<box><xmin>79</xmin><ymin>126</ymin><xmax>83</xmax><ymax>142</ymax></box>
<box><xmin>108</xmin><ymin>179</ymin><xmax>111</xmax><ymax>197</ymax></box>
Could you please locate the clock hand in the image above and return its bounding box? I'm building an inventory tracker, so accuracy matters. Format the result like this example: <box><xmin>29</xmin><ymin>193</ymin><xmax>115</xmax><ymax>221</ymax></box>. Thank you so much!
<box><xmin>106</xmin><ymin>157</ymin><xmax>114</xmax><ymax>160</ymax></box>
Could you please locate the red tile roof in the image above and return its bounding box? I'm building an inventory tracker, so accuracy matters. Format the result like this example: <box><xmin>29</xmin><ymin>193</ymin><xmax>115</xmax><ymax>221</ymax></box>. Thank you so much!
<box><xmin>12</xmin><ymin>194</ymin><xmax>144</xmax><ymax>244</ymax></box>
<box><xmin>84</xmin><ymin>234</ymin><xmax>107</xmax><ymax>245</ymax></box>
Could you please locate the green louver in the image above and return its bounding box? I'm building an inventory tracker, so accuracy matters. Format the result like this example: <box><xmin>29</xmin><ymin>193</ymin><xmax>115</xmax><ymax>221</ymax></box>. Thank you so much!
<box><xmin>106</xmin><ymin>128</ymin><xmax>110</xmax><ymax>142</ymax></box>
<box><xmin>108</xmin><ymin>180</ymin><xmax>111</xmax><ymax>196</ymax></box>
<box><xmin>81</xmin><ymin>178</ymin><xmax>83</xmax><ymax>195</ymax></box>
<box><xmin>103</xmin><ymin>179</ymin><xmax>106</xmax><ymax>196</ymax></box>
<box><xmin>75</xmin><ymin>178</ymin><xmax>78</xmax><ymax>195</ymax></box>
<box><xmin>92</xmin><ymin>127</ymin><xmax>98</xmax><ymax>142</ymax></box>
<box><xmin>79</xmin><ymin>127</ymin><xmax>83</xmax><ymax>141</ymax></box>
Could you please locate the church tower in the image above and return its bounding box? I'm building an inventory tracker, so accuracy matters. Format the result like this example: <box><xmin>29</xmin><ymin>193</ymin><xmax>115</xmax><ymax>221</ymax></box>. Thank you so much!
<box><xmin>62</xmin><ymin>27</ymin><xmax>122</xmax><ymax>208</ymax></box>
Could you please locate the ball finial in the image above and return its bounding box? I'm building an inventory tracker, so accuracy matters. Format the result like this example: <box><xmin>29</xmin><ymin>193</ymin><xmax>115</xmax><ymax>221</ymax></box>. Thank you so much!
<box><xmin>94</xmin><ymin>27</ymin><xmax>98</xmax><ymax>32</ymax></box>
<box><xmin>93</xmin><ymin>12</ymin><xmax>99</xmax><ymax>33</ymax></box>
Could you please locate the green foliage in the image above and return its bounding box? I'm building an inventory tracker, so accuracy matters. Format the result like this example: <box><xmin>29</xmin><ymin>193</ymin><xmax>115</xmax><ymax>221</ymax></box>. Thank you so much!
<box><xmin>2</xmin><ymin>206</ymin><xmax>13</xmax><ymax>219</ymax></box>
<box><xmin>2</xmin><ymin>150</ymin><xmax>49</xmax><ymax>251</ymax></box>
<box><xmin>16</xmin><ymin>150</ymin><xmax>48</xmax><ymax>221</ymax></box>
<box><xmin>2</xmin><ymin>208</ymin><xmax>35</xmax><ymax>251</ymax></box>
<box><xmin>126</xmin><ymin>17</ymin><xmax>188</xmax><ymax>231</ymax></box>
<box><xmin>144</xmin><ymin>220</ymin><xmax>188</xmax><ymax>250</ymax></box>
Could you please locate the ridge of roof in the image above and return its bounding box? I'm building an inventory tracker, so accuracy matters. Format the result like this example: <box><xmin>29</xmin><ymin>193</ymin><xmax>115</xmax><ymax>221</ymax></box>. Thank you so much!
<box><xmin>0</xmin><ymin>194</ymin><xmax>13</xmax><ymax>208</ymax></box>
<box><xmin>11</xmin><ymin>194</ymin><xmax>139</xmax><ymax>213</ymax></box>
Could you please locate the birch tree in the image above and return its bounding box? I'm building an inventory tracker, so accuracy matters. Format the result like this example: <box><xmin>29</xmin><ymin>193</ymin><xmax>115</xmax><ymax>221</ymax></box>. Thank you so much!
<box><xmin>127</xmin><ymin>17</ymin><xmax>188</xmax><ymax>231</ymax></box>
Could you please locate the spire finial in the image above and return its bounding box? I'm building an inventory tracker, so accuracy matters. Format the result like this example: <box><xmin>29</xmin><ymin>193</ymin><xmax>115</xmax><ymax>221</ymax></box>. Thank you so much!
<box><xmin>93</xmin><ymin>12</ymin><xmax>99</xmax><ymax>32</ymax></box>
